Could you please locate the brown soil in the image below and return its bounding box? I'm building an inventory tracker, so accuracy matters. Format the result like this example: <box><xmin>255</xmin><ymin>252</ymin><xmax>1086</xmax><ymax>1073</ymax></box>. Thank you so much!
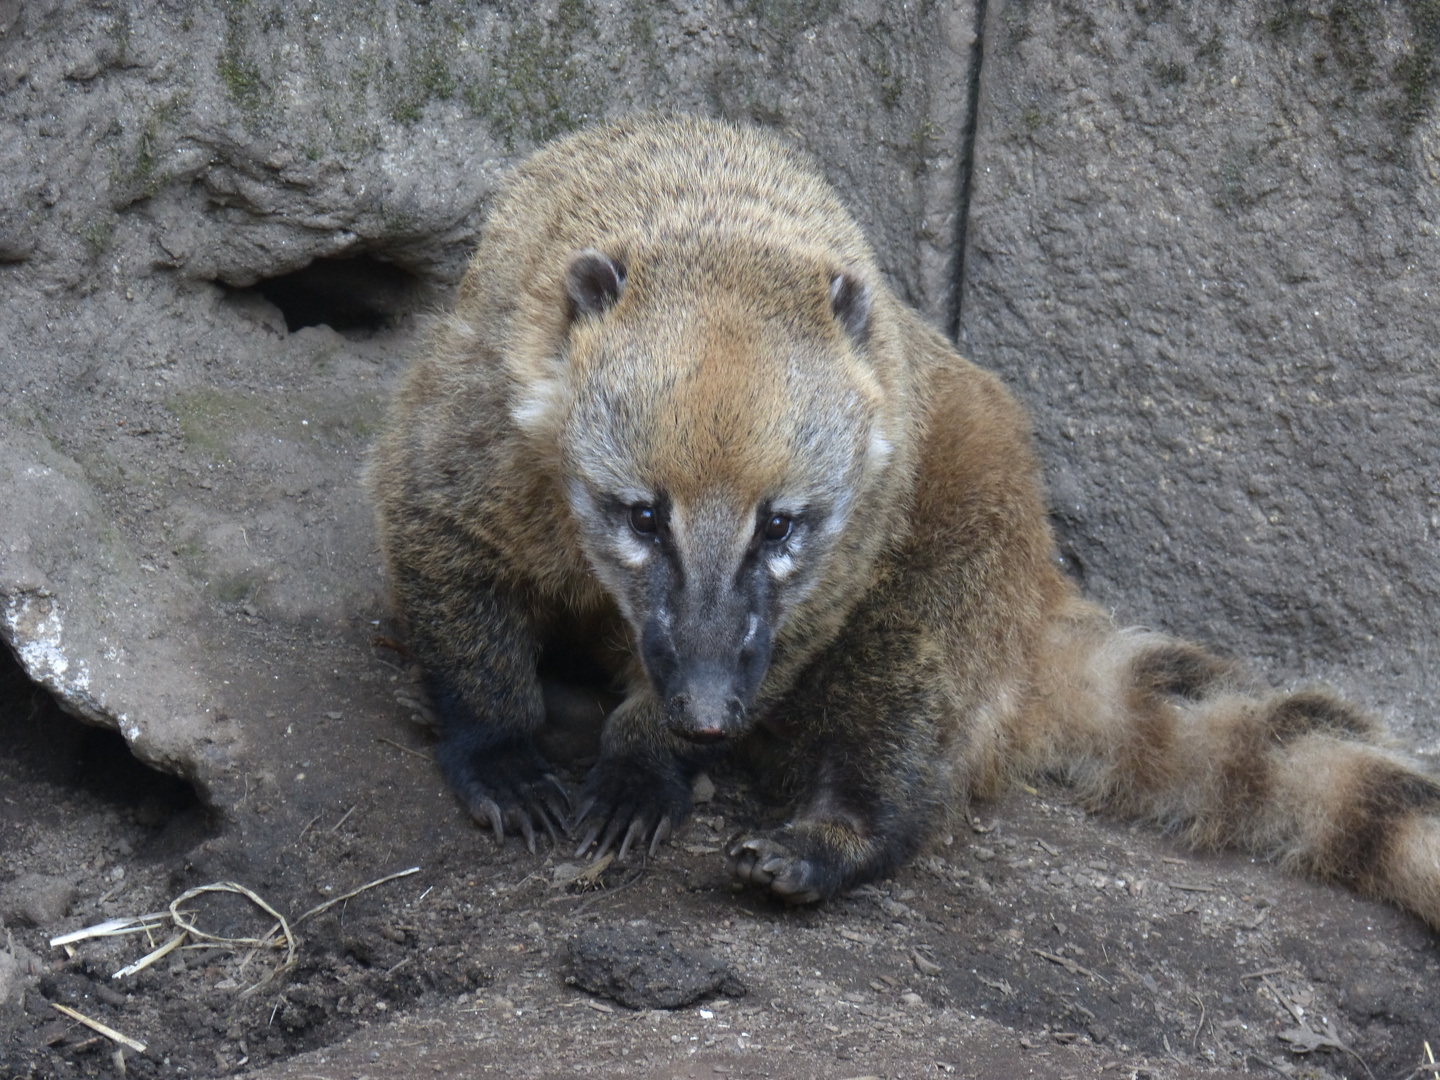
<box><xmin>2</xmin><ymin>642</ymin><xmax>1437</xmax><ymax>1080</ymax></box>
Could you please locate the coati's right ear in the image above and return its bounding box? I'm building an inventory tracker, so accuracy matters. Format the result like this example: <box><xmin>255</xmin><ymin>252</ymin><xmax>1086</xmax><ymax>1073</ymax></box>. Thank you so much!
<box><xmin>829</xmin><ymin>270</ymin><xmax>871</xmax><ymax>340</ymax></box>
<box><xmin>566</xmin><ymin>249</ymin><xmax>626</xmax><ymax>321</ymax></box>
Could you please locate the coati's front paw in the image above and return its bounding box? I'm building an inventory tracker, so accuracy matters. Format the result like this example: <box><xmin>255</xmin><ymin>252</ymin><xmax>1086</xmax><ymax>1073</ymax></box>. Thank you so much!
<box><xmin>436</xmin><ymin>737</ymin><xmax>570</xmax><ymax>853</ymax></box>
<box><xmin>573</xmin><ymin>754</ymin><xmax>691</xmax><ymax>862</ymax></box>
<box><xmin>728</xmin><ymin>826</ymin><xmax>859</xmax><ymax>904</ymax></box>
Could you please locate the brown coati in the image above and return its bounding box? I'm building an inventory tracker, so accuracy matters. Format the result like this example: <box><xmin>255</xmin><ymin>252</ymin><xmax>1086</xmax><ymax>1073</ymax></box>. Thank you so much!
<box><xmin>368</xmin><ymin>115</ymin><xmax>1440</xmax><ymax>925</ymax></box>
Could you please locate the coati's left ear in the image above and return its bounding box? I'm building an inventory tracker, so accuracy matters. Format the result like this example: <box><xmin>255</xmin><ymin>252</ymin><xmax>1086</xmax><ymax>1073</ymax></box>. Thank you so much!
<box><xmin>567</xmin><ymin>249</ymin><xmax>626</xmax><ymax>321</ymax></box>
<box><xmin>829</xmin><ymin>270</ymin><xmax>871</xmax><ymax>339</ymax></box>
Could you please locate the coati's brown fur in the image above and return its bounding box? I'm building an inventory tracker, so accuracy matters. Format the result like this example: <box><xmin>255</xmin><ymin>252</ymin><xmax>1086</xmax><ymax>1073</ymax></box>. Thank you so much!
<box><xmin>369</xmin><ymin>115</ymin><xmax>1440</xmax><ymax>926</ymax></box>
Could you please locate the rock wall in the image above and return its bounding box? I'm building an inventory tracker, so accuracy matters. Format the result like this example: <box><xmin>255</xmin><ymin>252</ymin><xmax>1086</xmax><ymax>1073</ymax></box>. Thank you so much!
<box><xmin>0</xmin><ymin>0</ymin><xmax>1435</xmax><ymax>792</ymax></box>
<box><xmin>960</xmin><ymin>0</ymin><xmax>1440</xmax><ymax>741</ymax></box>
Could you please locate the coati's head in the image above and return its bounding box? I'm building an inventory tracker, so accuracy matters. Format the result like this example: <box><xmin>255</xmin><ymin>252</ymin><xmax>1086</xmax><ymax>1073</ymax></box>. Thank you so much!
<box><xmin>512</xmin><ymin>236</ymin><xmax>896</xmax><ymax>744</ymax></box>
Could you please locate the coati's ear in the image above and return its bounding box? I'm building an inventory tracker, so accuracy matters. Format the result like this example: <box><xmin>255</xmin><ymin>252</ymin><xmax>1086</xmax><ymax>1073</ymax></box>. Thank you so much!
<box><xmin>829</xmin><ymin>270</ymin><xmax>871</xmax><ymax>339</ymax></box>
<box><xmin>566</xmin><ymin>249</ymin><xmax>626</xmax><ymax>320</ymax></box>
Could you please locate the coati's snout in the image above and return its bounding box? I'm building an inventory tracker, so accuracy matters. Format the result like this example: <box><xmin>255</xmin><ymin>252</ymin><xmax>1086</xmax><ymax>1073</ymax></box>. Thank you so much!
<box><xmin>641</xmin><ymin>610</ymin><xmax>773</xmax><ymax>742</ymax></box>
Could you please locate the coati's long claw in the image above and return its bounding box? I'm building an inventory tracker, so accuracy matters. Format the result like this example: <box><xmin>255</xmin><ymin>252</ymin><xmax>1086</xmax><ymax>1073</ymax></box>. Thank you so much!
<box><xmin>570</xmin><ymin>798</ymin><xmax>596</xmax><ymax>834</ymax></box>
<box><xmin>616</xmin><ymin>817</ymin><xmax>650</xmax><ymax>862</ymax></box>
<box><xmin>594</xmin><ymin>813</ymin><xmax>631</xmax><ymax>860</ymax></box>
<box><xmin>730</xmin><ymin>837</ymin><xmax>776</xmax><ymax>884</ymax></box>
<box><xmin>572</xmin><ymin>752</ymin><xmax>691</xmax><ymax>862</ymax></box>
<box><xmin>543</xmin><ymin>774</ymin><xmax>573</xmax><ymax>809</ymax></box>
<box><xmin>648</xmin><ymin>816</ymin><xmax>672</xmax><ymax>858</ymax></box>
<box><xmin>442</xmin><ymin>738</ymin><xmax>570</xmax><ymax>851</ymax></box>
<box><xmin>537</xmin><ymin>804</ymin><xmax>561</xmax><ymax>846</ymax></box>
<box><xmin>575</xmin><ymin>822</ymin><xmax>602</xmax><ymax>859</ymax></box>
<box><xmin>477</xmin><ymin>798</ymin><xmax>506</xmax><ymax>847</ymax></box>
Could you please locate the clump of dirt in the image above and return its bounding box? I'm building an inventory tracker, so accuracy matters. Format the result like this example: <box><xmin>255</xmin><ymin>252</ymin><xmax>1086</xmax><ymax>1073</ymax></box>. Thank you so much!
<box><xmin>566</xmin><ymin>926</ymin><xmax>746</xmax><ymax>1010</ymax></box>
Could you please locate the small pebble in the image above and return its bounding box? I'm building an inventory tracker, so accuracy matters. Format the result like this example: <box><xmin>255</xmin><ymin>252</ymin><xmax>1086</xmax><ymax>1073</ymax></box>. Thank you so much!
<box><xmin>691</xmin><ymin>772</ymin><xmax>716</xmax><ymax>804</ymax></box>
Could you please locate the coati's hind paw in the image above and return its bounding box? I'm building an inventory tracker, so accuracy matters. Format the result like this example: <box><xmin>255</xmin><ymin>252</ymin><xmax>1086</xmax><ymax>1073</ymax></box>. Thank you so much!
<box><xmin>436</xmin><ymin>737</ymin><xmax>571</xmax><ymax>854</ymax></box>
<box><xmin>728</xmin><ymin>832</ymin><xmax>830</xmax><ymax>904</ymax></box>
<box><xmin>729</xmin><ymin>822</ymin><xmax>889</xmax><ymax>904</ymax></box>
<box><xmin>573</xmin><ymin>753</ymin><xmax>691</xmax><ymax>862</ymax></box>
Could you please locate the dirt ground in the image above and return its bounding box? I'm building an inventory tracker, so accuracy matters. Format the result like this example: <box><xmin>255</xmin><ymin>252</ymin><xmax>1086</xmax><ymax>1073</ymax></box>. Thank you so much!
<box><xmin>2</xmin><ymin>633</ymin><xmax>1438</xmax><ymax>1080</ymax></box>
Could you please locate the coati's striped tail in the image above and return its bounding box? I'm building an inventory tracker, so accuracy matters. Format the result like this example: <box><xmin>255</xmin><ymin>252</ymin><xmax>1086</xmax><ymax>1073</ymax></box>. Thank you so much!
<box><xmin>1012</xmin><ymin>597</ymin><xmax>1440</xmax><ymax>930</ymax></box>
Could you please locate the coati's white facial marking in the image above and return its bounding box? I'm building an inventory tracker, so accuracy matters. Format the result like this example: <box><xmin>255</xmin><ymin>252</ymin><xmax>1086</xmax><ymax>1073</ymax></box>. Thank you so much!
<box><xmin>768</xmin><ymin>551</ymin><xmax>796</xmax><ymax>581</ymax></box>
<box><xmin>764</xmin><ymin>518</ymin><xmax>803</xmax><ymax>582</ymax></box>
<box><xmin>868</xmin><ymin>427</ymin><xmax>893</xmax><ymax>468</ymax></box>
<box><xmin>566</xmin><ymin>477</ymin><xmax>595</xmax><ymax>519</ymax></box>
<box><xmin>565</xmin><ymin>480</ymin><xmax>655</xmax><ymax>621</ymax></box>
<box><xmin>616</xmin><ymin>532</ymin><xmax>653</xmax><ymax>568</ymax></box>
<box><xmin>741</xmin><ymin>613</ymin><xmax>761</xmax><ymax>647</ymax></box>
<box><xmin>511</xmin><ymin>377</ymin><xmax>565</xmax><ymax>432</ymax></box>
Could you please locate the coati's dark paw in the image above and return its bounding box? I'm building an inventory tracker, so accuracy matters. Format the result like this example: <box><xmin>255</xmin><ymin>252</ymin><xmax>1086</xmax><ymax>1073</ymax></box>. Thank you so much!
<box><xmin>728</xmin><ymin>828</ymin><xmax>849</xmax><ymax>904</ymax></box>
<box><xmin>436</xmin><ymin>737</ymin><xmax>571</xmax><ymax>854</ymax></box>
<box><xmin>573</xmin><ymin>754</ymin><xmax>691</xmax><ymax>862</ymax></box>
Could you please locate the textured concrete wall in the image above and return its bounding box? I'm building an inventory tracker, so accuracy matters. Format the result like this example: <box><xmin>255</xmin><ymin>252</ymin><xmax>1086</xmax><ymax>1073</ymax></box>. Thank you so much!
<box><xmin>959</xmin><ymin>0</ymin><xmax>1440</xmax><ymax>746</ymax></box>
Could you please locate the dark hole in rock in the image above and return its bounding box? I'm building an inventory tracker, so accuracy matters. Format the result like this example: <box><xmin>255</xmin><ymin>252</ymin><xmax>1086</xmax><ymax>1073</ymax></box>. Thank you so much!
<box><xmin>246</xmin><ymin>255</ymin><xmax>428</xmax><ymax>333</ymax></box>
<box><xmin>0</xmin><ymin>642</ymin><xmax>203</xmax><ymax>831</ymax></box>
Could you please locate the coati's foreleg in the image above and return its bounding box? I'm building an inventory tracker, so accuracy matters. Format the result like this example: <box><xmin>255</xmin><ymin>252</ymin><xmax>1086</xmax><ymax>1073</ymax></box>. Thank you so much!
<box><xmin>729</xmin><ymin>614</ymin><xmax>956</xmax><ymax>903</ymax></box>
<box><xmin>394</xmin><ymin>562</ymin><xmax>570</xmax><ymax>851</ymax></box>
<box><xmin>572</xmin><ymin>694</ymin><xmax>718</xmax><ymax>861</ymax></box>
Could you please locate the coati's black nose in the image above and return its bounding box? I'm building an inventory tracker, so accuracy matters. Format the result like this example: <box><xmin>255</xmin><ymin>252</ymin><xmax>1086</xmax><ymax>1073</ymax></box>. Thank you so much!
<box><xmin>665</xmin><ymin>693</ymin><xmax>744</xmax><ymax>742</ymax></box>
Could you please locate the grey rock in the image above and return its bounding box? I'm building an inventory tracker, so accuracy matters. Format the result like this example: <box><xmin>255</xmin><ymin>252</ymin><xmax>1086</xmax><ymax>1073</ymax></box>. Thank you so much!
<box><xmin>959</xmin><ymin>0</ymin><xmax>1440</xmax><ymax>743</ymax></box>
<box><xmin>0</xmin><ymin>873</ymin><xmax>77</xmax><ymax>928</ymax></box>
<box><xmin>566</xmin><ymin>927</ymin><xmax>745</xmax><ymax>1010</ymax></box>
<box><xmin>0</xmin><ymin>941</ymin><xmax>44</xmax><ymax>1009</ymax></box>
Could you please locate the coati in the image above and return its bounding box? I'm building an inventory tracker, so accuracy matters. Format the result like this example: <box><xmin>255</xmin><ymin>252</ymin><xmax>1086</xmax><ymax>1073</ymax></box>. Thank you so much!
<box><xmin>369</xmin><ymin>114</ymin><xmax>1440</xmax><ymax>926</ymax></box>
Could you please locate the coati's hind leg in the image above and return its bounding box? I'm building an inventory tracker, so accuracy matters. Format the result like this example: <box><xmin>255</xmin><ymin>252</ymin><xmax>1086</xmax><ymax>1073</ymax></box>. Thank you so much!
<box><xmin>1023</xmin><ymin>602</ymin><xmax>1440</xmax><ymax>931</ymax></box>
<box><xmin>729</xmin><ymin>616</ymin><xmax>955</xmax><ymax>903</ymax></box>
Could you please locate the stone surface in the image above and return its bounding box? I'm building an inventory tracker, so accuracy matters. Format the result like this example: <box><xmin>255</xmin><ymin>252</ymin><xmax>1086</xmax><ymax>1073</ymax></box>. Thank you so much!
<box><xmin>0</xmin><ymin>873</ymin><xmax>77</xmax><ymax>928</ymax></box>
<box><xmin>566</xmin><ymin>927</ymin><xmax>746</xmax><ymax>1010</ymax></box>
<box><xmin>959</xmin><ymin>1</ymin><xmax>1440</xmax><ymax>747</ymax></box>
<box><xmin>0</xmin><ymin>941</ymin><xmax>43</xmax><ymax>1010</ymax></box>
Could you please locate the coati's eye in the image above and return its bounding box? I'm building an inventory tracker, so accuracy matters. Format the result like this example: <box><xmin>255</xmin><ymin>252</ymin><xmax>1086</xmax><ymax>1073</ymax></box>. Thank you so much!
<box><xmin>630</xmin><ymin>505</ymin><xmax>658</xmax><ymax>535</ymax></box>
<box><xmin>762</xmin><ymin>514</ymin><xmax>793</xmax><ymax>543</ymax></box>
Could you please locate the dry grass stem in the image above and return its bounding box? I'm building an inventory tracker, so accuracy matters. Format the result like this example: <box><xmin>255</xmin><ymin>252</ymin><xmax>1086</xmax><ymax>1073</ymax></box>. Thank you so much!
<box><xmin>376</xmin><ymin>736</ymin><xmax>432</xmax><ymax>760</ymax></box>
<box><xmin>295</xmin><ymin>866</ymin><xmax>421</xmax><ymax>925</ymax></box>
<box><xmin>169</xmin><ymin>883</ymin><xmax>297</xmax><ymax>965</ymax></box>
<box><xmin>112</xmin><ymin>932</ymin><xmax>185</xmax><ymax>979</ymax></box>
<box><xmin>330</xmin><ymin>804</ymin><xmax>358</xmax><ymax>832</ymax></box>
<box><xmin>49</xmin><ymin>914</ymin><xmax>170</xmax><ymax>949</ymax></box>
<box><xmin>50</xmin><ymin>1003</ymin><xmax>147</xmax><ymax>1053</ymax></box>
